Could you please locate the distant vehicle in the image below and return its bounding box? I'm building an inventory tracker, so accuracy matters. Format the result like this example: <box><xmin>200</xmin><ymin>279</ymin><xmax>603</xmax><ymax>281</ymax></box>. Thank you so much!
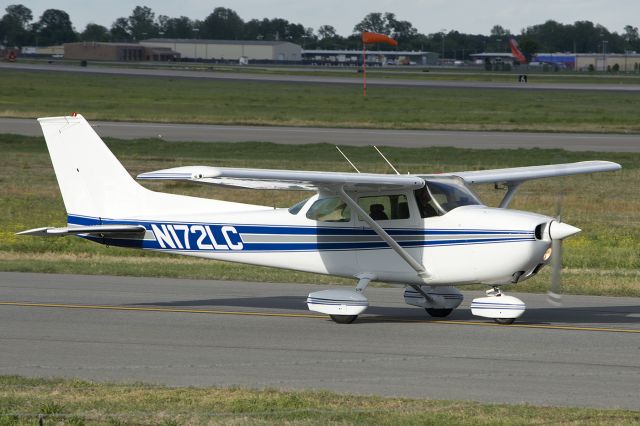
<box><xmin>3</xmin><ymin>49</ymin><xmax>17</xmax><ymax>62</ymax></box>
<box><xmin>51</xmin><ymin>54</ymin><xmax>63</xmax><ymax>59</ymax></box>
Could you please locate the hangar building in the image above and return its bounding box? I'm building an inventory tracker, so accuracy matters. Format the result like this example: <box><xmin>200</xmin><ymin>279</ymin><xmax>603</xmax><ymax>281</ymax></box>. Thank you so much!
<box><xmin>302</xmin><ymin>49</ymin><xmax>437</xmax><ymax>65</ymax></box>
<box><xmin>140</xmin><ymin>39</ymin><xmax>302</xmax><ymax>62</ymax></box>
<box><xmin>64</xmin><ymin>42</ymin><xmax>179</xmax><ymax>61</ymax></box>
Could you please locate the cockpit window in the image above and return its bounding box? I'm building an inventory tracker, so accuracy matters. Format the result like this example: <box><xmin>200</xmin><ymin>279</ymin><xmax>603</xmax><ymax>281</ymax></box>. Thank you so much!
<box><xmin>306</xmin><ymin>197</ymin><xmax>351</xmax><ymax>222</ymax></box>
<box><xmin>288</xmin><ymin>197</ymin><xmax>310</xmax><ymax>215</ymax></box>
<box><xmin>415</xmin><ymin>177</ymin><xmax>482</xmax><ymax>217</ymax></box>
<box><xmin>358</xmin><ymin>194</ymin><xmax>410</xmax><ymax>221</ymax></box>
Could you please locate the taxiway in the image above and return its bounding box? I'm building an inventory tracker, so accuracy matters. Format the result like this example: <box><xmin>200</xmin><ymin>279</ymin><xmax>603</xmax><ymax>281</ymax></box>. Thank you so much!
<box><xmin>3</xmin><ymin>62</ymin><xmax>640</xmax><ymax>92</ymax></box>
<box><xmin>1</xmin><ymin>272</ymin><xmax>638</xmax><ymax>409</ymax></box>
<box><xmin>3</xmin><ymin>117</ymin><xmax>640</xmax><ymax>152</ymax></box>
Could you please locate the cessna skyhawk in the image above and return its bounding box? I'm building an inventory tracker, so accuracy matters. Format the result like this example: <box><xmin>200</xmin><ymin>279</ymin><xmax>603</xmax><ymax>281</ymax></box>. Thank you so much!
<box><xmin>19</xmin><ymin>115</ymin><xmax>621</xmax><ymax>324</ymax></box>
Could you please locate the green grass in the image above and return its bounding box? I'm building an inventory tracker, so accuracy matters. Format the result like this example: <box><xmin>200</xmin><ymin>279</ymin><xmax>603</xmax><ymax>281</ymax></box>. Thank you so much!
<box><xmin>3</xmin><ymin>68</ymin><xmax>640</xmax><ymax>133</ymax></box>
<box><xmin>0</xmin><ymin>376</ymin><xmax>638</xmax><ymax>425</ymax></box>
<box><xmin>1</xmin><ymin>134</ymin><xmax>638</xmax><ymax>296</ymax></box>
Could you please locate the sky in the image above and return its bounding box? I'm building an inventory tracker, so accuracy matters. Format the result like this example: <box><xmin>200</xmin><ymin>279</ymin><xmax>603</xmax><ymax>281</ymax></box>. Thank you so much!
<box><xmin>8</xmin><ymin>0</ymin><xmax>640</xmax><ymax>36</ymax></box>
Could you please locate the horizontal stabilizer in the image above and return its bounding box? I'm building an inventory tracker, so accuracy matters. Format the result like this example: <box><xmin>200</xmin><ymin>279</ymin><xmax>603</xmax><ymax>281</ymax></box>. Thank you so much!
<box><xmin>17</xmin><ymin>224</ymin><xmax>147</xmax><ymax>237</ymax></box>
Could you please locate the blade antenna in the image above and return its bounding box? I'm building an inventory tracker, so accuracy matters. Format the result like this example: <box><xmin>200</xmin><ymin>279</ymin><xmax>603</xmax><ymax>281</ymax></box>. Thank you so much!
<box><xmin>335</xmin><ymin>146</ymin><xmax>360</xmax><ymax>173</ymax></box>
<box><xmin>373</xmin><ymin>145</ymin><xmax>400</xmax><ymax>175</ymax></box>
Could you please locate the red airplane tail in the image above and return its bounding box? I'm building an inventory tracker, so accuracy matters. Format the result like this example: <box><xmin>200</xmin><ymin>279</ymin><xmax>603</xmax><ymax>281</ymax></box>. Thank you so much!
<box><xmin>509</xmin><ymin>38</ymin><xmax>527</xmax><ymax>64</ymax></box>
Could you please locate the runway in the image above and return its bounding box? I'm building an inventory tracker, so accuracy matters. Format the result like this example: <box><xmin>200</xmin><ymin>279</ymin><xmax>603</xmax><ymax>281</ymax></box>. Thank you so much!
<box><xmin>4</xmin><ymin>62</ymin><xmax>640</xmax><ymax>92</ymax></box>
<box><xmin>1</xmin><ymin>272</ymin><xmax>638</xmax><ymax>409</ymax></box>
<box><xmin>3</xmin><ymin>117</ymin><xmax>640</xmax><ymax>152</ymax></box>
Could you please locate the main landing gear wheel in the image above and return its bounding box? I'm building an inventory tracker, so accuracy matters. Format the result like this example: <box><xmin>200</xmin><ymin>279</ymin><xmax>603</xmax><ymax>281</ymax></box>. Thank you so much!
<box><xmin>494</xmin><ymin>318</ymin><xmax>516</xmax><ymax>325</ymax></box>
<box><xmin>330</xmin><ymin>314</ymin><xmax>358</xmax><ymax>324</ymax></box>
<box><xmin>425</xmin><ymin>308</ymin><xmax>453</xmax><ymax>318</ymax></box>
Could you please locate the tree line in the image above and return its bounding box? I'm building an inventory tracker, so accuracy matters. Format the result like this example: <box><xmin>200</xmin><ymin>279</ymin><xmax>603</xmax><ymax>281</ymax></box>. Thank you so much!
<box><xmin>1</xmin><ymin>4</ymin><xmax>640</xmax><ymax>59</ymax></box>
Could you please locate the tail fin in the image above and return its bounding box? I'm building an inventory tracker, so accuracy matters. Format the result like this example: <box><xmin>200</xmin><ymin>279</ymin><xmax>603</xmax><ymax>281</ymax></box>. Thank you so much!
<box><xmin>509</xmin><ymin>38</ymin><xmax>527</xmax><ymax>64</ymax></box>
<box><xmin>38</xmin><ymin>114</ymin><xmax>148</xmax><ymax>220</ymax></box>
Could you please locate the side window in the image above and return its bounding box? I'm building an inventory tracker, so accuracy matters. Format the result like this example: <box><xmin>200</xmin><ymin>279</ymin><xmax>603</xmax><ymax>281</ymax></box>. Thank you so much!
<box><xmin>358</xmin><ymin>194</ymin><xmax>410</xmax><ymax>221</ymax></box>
<box><xmin>306</xmin><ymin>197</ymin><xmax>351</xmax><ymax>222</ymax></box>
<box><xmin>414</xmin><ymin>187</ymin><xmax>440</xmax><ymax>218</ymax></box>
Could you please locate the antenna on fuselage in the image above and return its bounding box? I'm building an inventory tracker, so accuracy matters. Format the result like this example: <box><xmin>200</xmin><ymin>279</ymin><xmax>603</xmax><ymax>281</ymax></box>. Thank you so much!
<box><xmin>335</xmin><ymin>146</ymin><xmax>361</xmax><ymax>173</ymax></box>
<box><xmin>373</xmin><ymin>145</ymin><xmax>400</xmax><ymax>175</ymax></box>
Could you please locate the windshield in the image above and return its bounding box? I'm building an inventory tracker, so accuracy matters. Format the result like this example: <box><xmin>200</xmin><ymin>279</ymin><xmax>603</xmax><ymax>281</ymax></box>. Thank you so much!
<box><xmin>288</xmin><ymin>197</ymin><xmax>310</xmax><ymax>215</ymax></box>
<box><xmin>416</xmin><ymin>176</ymin><xmax>482</xmax><ymax>216</ymax></box>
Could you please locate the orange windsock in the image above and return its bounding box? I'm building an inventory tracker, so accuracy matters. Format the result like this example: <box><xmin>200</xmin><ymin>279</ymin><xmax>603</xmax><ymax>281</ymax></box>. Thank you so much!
<box><xmin>361</xmin><ymin>32</ymin><xmax>398</xmax><ymax>46</ymax></box>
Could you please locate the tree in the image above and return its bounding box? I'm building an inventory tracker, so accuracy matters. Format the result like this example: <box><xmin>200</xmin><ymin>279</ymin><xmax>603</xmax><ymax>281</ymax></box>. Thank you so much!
<box><xmin>353</xmin><ymin>12</ymin><xmax>387</xmax><ymax>34</ymax></box>
<box><xmin>80</xmin><ymin>23</ymin><xmax>110</xmax><ymax>42</ymax></box>
<box><xmin>623</xmin><ymin>25</ymin><xmax>639</xmax><ymax>51</ymax></box>
<box><xmin>517</xmin><ymin>36</ymin><xmax>539</xmax><ymax>61</ymax></box>
<box><xmin>158</xmin><ymin>15</ymin><xmax>194</xmax><ymax>38</ymax></box>
<box><xmin>201</xmin><ymin>7</ymin><xmax>244</xmax><ymax>39</ymax></box>
<box><xmin>317</xmin><ymin>25</ymin><xmax>337</xmax><ymax>39</ymax></box>
<box><xmin>0</xmin><ymin>4</ymin><xmax>33</xmax><ymax>47</ymax></box>
<box><xmin>36</xmin><ymin>9</ymin><xmax>76</xmax><ymax>45</ymax></box>
<box><xmin>490</xmin><ymin>25</ymin><xmax>509</xmax><ymax>38</ymax></box>
<box><xmin>110</xmin><ymin>17</ymin><xmax>131</xmax><ymax>41</ymax></box>
<box><xmin>384</xmin><ymin>12</ymin><xmax>416</xmax><ymax>39</ymax></box>
<box><xmin>128</xmin><ymin>6</ymin><xmax>157</xmax><ymax>40</ymax></box>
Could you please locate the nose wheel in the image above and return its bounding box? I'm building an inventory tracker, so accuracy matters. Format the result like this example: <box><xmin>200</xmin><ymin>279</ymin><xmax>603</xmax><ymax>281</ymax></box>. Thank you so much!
<box><xmin>425</xmin><ymin>308</ymin><xmax>454</xmax><ymax>318</ymax></box>
<box><xmin>330</xmin><ymin>315</ymin><xmax>358</xmax><ymax>324</ymax></box>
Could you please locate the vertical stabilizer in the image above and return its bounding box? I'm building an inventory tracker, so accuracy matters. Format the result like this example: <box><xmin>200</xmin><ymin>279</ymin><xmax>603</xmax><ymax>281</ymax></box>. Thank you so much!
<box><xmin>38</xmin><ymin>114</ymin><xmax>147</xmax><ymax>219</ymax></box>
<box><xmin>509</xmin><ymin>38</ymin><xmax>527</xmax><ymax>64</ymax></box>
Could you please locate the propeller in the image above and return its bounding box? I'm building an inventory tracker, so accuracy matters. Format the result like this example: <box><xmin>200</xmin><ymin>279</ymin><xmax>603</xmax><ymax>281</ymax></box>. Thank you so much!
<box><xmin>546</xmin><ymin>190</ymin><xmax>576</xmax><ymax>306</ymax></box>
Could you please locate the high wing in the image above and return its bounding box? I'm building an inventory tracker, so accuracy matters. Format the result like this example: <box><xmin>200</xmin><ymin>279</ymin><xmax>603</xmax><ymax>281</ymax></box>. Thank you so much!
<box><xmin>137</xmin><ymin>166</ymin><xmax>424</xmax><ymax>191</ymax></box>
<box><xmin>137</xmin><ymin>161</ymin><xmax>620</xmax><ymax>190</ymax></box>
<box><xmin>445</xmin><ymin>161</ymin><xmax>621</xmax><ymax>185</ymax></box>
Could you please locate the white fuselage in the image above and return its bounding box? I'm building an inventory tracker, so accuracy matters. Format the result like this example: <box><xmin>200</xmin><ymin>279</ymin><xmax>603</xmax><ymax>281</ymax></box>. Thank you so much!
<box><xmin>73</xmin><ymin>192</ymin><xmax>553</xmax><ymax>287</ymax></box>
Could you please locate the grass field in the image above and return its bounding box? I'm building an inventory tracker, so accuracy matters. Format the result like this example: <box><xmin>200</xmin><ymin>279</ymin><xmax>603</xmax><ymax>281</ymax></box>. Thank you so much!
<box><xmin>1</xmin><ymin>376</ymin><xmax>638</xmax><ymax>425</ymax></box>
<box><xmin>3</xmin><ymin>69</ymin><xmax>640</xmax><ymax>133</ymax></box>
<box><xmin>1</xmin><ymin>134</ymin><xmax>637</xmax><ymax>296</ymax></box>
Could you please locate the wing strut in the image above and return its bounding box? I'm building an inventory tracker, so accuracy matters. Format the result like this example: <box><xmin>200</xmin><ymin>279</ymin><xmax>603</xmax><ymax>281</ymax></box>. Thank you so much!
<box><xmin>498</xmin><ymin>181</ymin><xmax>522</xmax><ymax>208</ymax></box>
<box><xmin>336</xmin><ymin>186</ymin><xmax>429</xmax><ymax>279</ymax></box>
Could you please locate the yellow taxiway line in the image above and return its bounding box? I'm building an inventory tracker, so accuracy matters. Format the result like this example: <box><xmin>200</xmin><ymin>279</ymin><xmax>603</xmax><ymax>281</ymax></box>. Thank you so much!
<box><xmin>1</xmin><ymin>301</ymin><xmax>639</xmax><ymax>334</ymax></box>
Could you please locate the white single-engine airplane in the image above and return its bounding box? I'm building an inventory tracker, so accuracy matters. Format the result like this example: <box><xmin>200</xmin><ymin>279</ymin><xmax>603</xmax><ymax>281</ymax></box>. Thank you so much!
<box><xmin>20</xmin><ymin>114</ymin><xmax>621</xmax><ymax>324</ymax></box>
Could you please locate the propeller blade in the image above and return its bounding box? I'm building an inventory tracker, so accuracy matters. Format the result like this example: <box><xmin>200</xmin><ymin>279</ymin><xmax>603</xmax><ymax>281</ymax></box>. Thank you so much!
<box><xmin>547</xmin><ymin>238</ymin><xmax>563</xmax><ymax>306</ymax></box>
<box><xmin>547</xmin><ymin>189</ymin><xmax>564</xmax><ymax>306</ymax></box>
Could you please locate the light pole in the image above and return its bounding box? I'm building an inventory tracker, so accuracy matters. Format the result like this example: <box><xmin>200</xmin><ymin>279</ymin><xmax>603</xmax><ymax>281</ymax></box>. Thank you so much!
<box><xmin>602</xmin><ymin>40</ymin><xmax>608</xmax><ymax>71</ymax></box>
<box><xmin>193</xmin><ymin>28</ymin><xmax>199</xmax><ymax>61</ymax></box>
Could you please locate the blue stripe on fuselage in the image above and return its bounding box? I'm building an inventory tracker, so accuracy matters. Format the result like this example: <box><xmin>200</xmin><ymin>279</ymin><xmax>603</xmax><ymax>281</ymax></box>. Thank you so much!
<box><xmin>67</xmin><ymin>214</ymin><xmax>535</xmax><ymax>252</ymax></box>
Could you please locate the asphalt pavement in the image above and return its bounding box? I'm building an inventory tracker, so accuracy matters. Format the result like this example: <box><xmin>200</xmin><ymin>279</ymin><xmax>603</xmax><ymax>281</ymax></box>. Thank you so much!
<box><xmin>1</xmin><ymin>272</ymin><xmax>638</xmax><ymax>409</ymax></box>
<box><xmin>3</xmin><ymin>117</ymin><xmax>640</xmax><ymax>152</ymax></box>
<box><xmin>4</xmin><ymin>61</ymin><xmax>640</xmax><ymax>92</ymax></box>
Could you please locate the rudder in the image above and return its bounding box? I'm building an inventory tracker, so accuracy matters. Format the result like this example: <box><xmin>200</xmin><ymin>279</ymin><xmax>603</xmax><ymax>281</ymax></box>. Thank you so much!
<box><xmin>38</xmin><ymin>114</ymin><xmax>147</xmax><ymax>220</ymax></box>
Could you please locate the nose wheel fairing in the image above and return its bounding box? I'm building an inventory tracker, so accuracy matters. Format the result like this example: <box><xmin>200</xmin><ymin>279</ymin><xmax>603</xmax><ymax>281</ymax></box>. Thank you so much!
<box><xmin>470</xmin><ymin>287</ymin><xmax>526</xmax><ymax>323</ymax></box>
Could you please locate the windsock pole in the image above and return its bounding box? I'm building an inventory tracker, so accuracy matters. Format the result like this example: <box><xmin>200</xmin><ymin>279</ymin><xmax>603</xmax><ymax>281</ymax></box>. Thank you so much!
<box><xmin>362</xmin><ymin>43</ymin><xmax>367</xmax><ymax>97</ymax></box>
